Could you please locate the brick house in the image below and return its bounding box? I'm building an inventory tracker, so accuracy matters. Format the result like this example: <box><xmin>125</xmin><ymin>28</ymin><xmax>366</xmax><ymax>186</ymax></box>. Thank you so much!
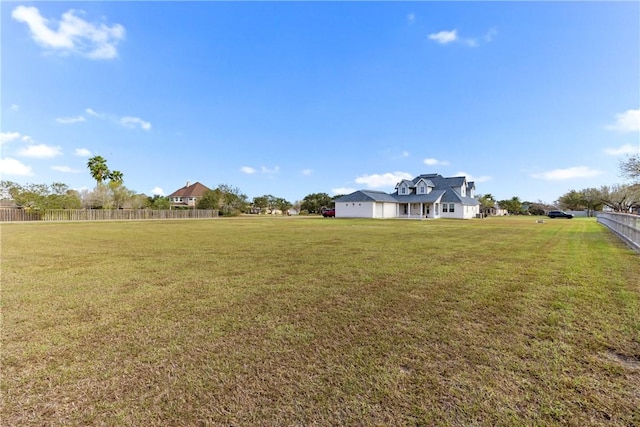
<box><xmin>168</xmin><ymin>182</ymin><xmax>211</xmax><ymax>209</ymax></box>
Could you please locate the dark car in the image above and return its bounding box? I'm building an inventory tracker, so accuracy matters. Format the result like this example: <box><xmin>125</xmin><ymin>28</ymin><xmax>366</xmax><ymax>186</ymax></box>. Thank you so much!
<box><xmin>547</xmin><ymin>210</ymin><xmax>573</xmax><ymax>219</ymax></box>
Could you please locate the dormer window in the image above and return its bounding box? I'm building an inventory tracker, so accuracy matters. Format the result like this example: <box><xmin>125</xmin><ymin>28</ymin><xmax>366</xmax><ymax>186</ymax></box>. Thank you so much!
<box><xmin>401</xmin><ymin>187</ymin><xmax>406</xmax><ymax>194</ymax></box>
<box><xmin>419</xmin><ymin>186</ymin><xmax>425</xmax><ymax>194</ymax></box>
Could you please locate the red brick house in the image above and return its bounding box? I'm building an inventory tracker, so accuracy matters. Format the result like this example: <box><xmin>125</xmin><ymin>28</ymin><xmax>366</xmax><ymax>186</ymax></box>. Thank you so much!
<box><xmin>168</xmin><ymin>182</ymin><xmax>211</xmax><ymax>208</ymax></box>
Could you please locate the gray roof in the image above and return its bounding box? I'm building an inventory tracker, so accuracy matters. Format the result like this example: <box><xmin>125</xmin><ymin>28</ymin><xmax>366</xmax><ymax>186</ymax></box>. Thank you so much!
<box><xmin>391</xmin><ymin>189</ymin><xmax>446</xmax><ymax>203</ymax></box>
<box><xmin>335</xmin><ymin>190</ymin><xmax>399</xmax><ymax>203</ymax></box>
<box><xmin>416</xmin><ymin>174</ymin><xmax>466</xmax><ymax>189</ymax></box>
<box><xmin>441</xmin><ymin>189</ymin><xmax>480</xmax><ymax>206</ymax></box>
<box><xmin>397</xmin><ymin>179</ymin><xmax>414</xmax><ymax>187</ymax></box>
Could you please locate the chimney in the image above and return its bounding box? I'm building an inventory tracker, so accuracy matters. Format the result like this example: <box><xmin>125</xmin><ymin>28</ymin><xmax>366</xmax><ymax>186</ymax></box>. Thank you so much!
<box><xmin>186</xmin><ymin>181</ymin><xmax>190</xmax><ymax>187</ymax></box>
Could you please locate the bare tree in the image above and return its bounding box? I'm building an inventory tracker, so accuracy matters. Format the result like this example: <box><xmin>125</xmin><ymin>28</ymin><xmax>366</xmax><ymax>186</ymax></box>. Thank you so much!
<box><xmin>600</xmin><ymin>184</ymin><xmax>640</xmax><ymax>213</ymax></box>
<box><xmin>620</xmin><ymin>154</ymin><xmax>640</xmax><ymax>182</ymax></box>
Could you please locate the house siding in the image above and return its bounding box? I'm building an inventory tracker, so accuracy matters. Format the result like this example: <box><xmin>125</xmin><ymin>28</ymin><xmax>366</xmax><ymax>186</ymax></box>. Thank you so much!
<box><xmin>337</xmin><ymin>201</ymin><xmax>375</xmax><ymax>218</ymax></box>
<box><xmin>380</xmin><ymin>202</ymin><xmax>397</xmax><ymax>218</ymax></box>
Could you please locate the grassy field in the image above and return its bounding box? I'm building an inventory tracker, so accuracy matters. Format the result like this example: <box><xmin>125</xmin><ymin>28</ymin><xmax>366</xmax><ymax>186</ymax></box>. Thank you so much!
<box><xmin>2</xmin><ymin>216</ymin><xmax>639</xmax><ymax>426</ymax></box>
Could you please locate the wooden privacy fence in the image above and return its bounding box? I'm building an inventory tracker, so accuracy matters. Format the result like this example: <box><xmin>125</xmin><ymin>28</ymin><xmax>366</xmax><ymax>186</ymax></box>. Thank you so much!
<box><xmin>0</xmin><ymin>209</ymin><xmax>219</xmax><ymax>222</ymax></box>
<box><xmin>0</xmin><ymin>209</ymin><xmax>42</xmax><ymax>222</ymax></box>
<box><xmin>597</xmin><ymin>212</ymin><xmax>640</xmax><ymax>253</ymax></box>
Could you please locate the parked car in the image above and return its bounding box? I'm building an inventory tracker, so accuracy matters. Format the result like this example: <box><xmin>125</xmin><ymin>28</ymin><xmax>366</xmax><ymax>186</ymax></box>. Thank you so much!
<box><xmin>547</xmin><ymin>210</ymin><xmax>573</xmax><ymax>219</ymax></box>
<box><xmin>321</xmin><ymin>208</ymin><xmax>335</xmax><ymax>217</ymax></box>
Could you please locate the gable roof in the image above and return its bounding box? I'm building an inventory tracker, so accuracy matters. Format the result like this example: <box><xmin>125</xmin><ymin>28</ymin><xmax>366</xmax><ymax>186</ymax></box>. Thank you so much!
<box><xmin>416</xmin><ymin>174</ymin><xmax>466</xmax><ymax>189</ymax></box>
<box><xmin>413</xmin><ymin>177</ymin><xmax>435</xmax><ymax>187</ymax></box>
<box><xmin>441</xmin><ymin>189</ymin><xmax>480</xmax><ymax>205</ymax></box>
<box><xmin>393</xmin><ymin>189</ymin><xmax>446</xmax><ymax>203</ymax></box>
<box><xmin>396</xmin><ymin>179</ymin><xmax>415</xmax><ymax>189</ymax></box>
<box><xmin>335</xmin><ymin>190</ymin><xmax>398</xmax><ymax>203</ymax></box>
<box><xmin>168</xmin><ymin>182</ymin><xmax>211</xmax><ymax>198</ymax></box>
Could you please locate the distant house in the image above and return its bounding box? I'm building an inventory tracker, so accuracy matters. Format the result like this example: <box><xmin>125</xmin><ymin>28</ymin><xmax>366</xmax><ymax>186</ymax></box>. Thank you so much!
<box><xmin>168</xmin><ymin>182</ymin><xmax>211</xmax><ymax>209</ymax></box>
<box><xmin>0</xmin><ymin>199</ymin><xmax>19</xmax><ymax>209</ymax></box>
<box><xmin>480</xmin><ymin>203</ymin><xmax>508</xmax><ymax>217</ymax></box>
<box><xmin>335</xmin><ymin>173</ymin><xmax>480</xmax><ymax>219</ymax></box>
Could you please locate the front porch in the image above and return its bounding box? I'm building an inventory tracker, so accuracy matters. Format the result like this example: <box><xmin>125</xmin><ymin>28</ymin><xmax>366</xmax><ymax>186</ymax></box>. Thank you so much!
<box><xmin>396</xmin><ymin>202</ymin><xmax>440</xmax><ymax>219</ymax></box>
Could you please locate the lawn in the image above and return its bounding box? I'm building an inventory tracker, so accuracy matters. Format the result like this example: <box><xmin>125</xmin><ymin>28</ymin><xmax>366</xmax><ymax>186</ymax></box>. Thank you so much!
<box><xmin>1</xmin><ymin>216</ymin><xmax>639</xmax><ymax>426</ymax></box>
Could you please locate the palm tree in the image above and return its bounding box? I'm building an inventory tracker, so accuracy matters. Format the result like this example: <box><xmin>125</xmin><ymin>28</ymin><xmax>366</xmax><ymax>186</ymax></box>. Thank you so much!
<box><xmin>87</xmin><ymin>156</ymin><xmax>110</xmax><ymax>185</ymax></box>
<box><xmin>108</xmin><ymin>170</ymin><xmax>124</xmax><ymax>183</ymax></box>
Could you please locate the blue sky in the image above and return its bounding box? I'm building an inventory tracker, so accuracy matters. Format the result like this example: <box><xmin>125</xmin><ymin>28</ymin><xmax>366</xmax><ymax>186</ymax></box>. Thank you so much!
<box><xmin>2</xmin><ymin>1</ymin><xmax>639</xmax><ymax>204</ymax></box>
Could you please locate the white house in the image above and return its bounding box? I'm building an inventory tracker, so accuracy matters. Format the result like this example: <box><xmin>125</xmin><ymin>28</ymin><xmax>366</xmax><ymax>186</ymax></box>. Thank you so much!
<box><xmin>335</xmin><ymin>174</ymin><xmax>480</xmax><ymax>219</ymax></box>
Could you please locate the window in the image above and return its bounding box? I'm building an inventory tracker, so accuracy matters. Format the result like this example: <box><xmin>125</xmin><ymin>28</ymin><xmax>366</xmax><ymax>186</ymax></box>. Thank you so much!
<box><xmin>443</xmin><ymin>204</ymin><xmax>448</xmax><ymax>213</ymax></box>
<box><xmin>419</xmin><ymin>186</ymin><xmax>425</xmax><ymax>194</ymax></box>
<box><xmin>449</xmin><ymin>203</ymin><xmax>455</xmax><ymax>212</ymax></box>
<box><xmin>401</xmin><ymin>187</ymin><xmax>406</xmax><ymax>194</ymax></box>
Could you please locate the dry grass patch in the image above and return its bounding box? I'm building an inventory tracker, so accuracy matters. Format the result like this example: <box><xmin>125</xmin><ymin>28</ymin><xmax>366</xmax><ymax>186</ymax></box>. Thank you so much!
<box><xmin>2</xmin><ymin>216</ymin><xmax>639</xmax><ymax>425</ymax></box>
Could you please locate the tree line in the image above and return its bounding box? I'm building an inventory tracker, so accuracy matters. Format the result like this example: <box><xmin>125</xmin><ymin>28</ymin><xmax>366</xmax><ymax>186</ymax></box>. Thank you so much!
<box><xmin>478</xmin><ymin>155</ymin><xmax>640</xmax><ymax>215</ymax></box>
<box><xmin>3</xmin><ymin>154</ymin><xmax>638</xmax><ymax>215</ymax></box>
<box><xmin>1</xmin><ymin>155</ymin><xmax>331</xmax><ymax>215</ymax></box>
<box><xmin>555</xmin><ymin>155</ymin><xmax>640</xmax><ymax>214</ymax></box>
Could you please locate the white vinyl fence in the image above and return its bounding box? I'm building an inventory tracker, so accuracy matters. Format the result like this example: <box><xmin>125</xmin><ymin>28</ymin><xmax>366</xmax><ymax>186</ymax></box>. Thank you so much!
<box><xmin>597</xmin><ymin>212</ymin><xmax>640</xmax><ymax>253</ymax></box>
<box><xmin>0</xmin><ymin>209</ymin><xmax>219</xmax><ymax>222</ymax></box>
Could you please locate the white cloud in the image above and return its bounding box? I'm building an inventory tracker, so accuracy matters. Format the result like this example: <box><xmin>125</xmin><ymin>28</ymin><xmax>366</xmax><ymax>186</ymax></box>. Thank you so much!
<box><xmin>261</xmin><ymin>165</ymin><xmax>280</xmax><ymax>174</ymax></box>
<box><xmin>302</xmin><ymin>169</ymin><xmax>313</xmax><ymax>176</ymax></box>
<box><xmin>87</xmin><ymin>108</ymin><xmax>153</xmax><ymax>132</ymax></box>
<box><xmin>86</xmin><ymin>107</ymin><xmax>104</xmax><ymax>118</ymax></box>
<box><xmin>51</xmin><ymin>165</ymin><xmax>80</xmax><ymax>173</ymax></box>
<box><xmin>531</xmin><ymin>166</ymin><xmax>603</xmax><ymax>181</ymax></box>
<box><xmin>56</xmin><ymin>115</ymin><xmax>85</xmax><ymax>124</ymax></box>
<box><xmin>75</xmin><ymin>148</ymin><xmax>91</xmax><ymax>157</ymax></box>
<box><xmin>0</xmin><ymin>158</ymin><xmax>33</xmax><ymax>176</ymax></box>
<box><xmin>10</xmin><ymin>104</ymin><xmax>19</xmax><ymax>111</ymax></box>
<box><xmin>11</xmin><ymin>6</ymin><xmax>125</xmax><ymax>60</ymax></box>
<box><xmin>464</xmin><ymin>39</ymin><xmax>479</xmax><ymax>47</ymax></box>
<box><xmin>18</xmin><ymin>144</ymin><xmax>62</xmax><ymax>158</ymax></box>
<box><xmin>388</xmin><ymin>150</ymin><xmax>410</xmax><ymax>160</ymax></box>
<box><xmin>240</xmin><ymin>166</ymin><xmax>256</xmax><ymax>174</ymax></box>
<box><xmin>151</xmin><ymin>187</ymin><xmax>165</xmax><ymax>196</ymax></box>
<box><xmin>454</xmin><ymin>171</ymin><xmax>492</xmax><ymax>183</ymax></box>
<box><xmin>606</xmin><ymin>109</ymin><xmax>640</xmax><ymax>132</ymax></box>
<box><xmin>121</xmin><ymin>116</ymin><xmax>151</xmax><ymax>131</ymax></box>
<box><xmin>423</xmin><ymin>157</ymin><xmax>450</xmax><ymax>166</ymax></box>
<box><xmin>0</xmin><ymin>132</ymin><xmax>22</xmax><ymax>145</ymax></box>
<box><xmin>429</xmin><ymin>30</ymin><xmax>457</xmax><ymax>44</ymax></box>
<box><xmin>484</xmin><ymin>27</ymin><xmax>498</xmax><ymax>42</ymax></box>
<box><xmin>355</xmin><ymin>171</ymin><xmax>413</xmax><ymax>188</ymax></box>
<box><xmin>429</xmin><ymin>28</ymin><xmax>495</xmax><ymax>47</ymax></box>
<box><xmin>604</xmin><ymin>144</ymin><xmax>640</xmax><ymax>156</ymax></box>
<box><xmin>332</xmin><ymin>187</ymin><xmax>356</xmax><ymax>195</ymax></box>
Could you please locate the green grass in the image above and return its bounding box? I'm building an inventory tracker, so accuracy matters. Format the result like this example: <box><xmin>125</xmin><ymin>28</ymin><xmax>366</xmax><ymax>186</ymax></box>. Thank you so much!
<box><xmin>2</xmin><ymin>216</ymin><xmax>639</xmax><ymax>426</ymax></box>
